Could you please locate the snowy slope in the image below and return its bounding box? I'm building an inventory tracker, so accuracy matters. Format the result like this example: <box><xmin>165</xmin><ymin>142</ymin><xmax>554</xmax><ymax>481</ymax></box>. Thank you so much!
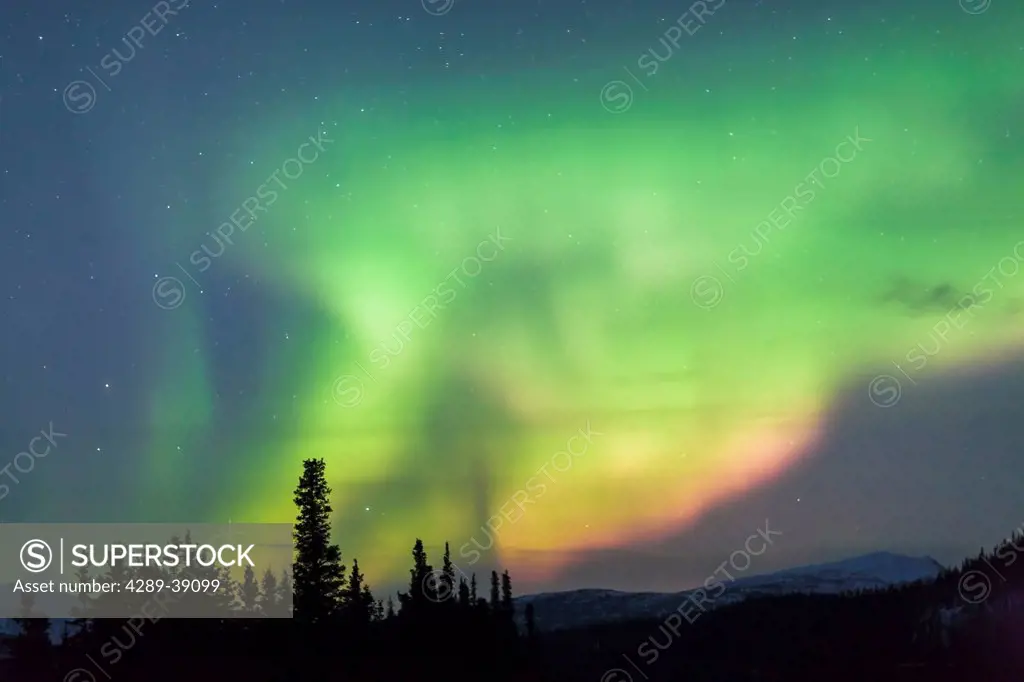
<box><xmin>515</xmin><ymin>551</ymin><xmax>945</xmax><ymax>631</ymax></box>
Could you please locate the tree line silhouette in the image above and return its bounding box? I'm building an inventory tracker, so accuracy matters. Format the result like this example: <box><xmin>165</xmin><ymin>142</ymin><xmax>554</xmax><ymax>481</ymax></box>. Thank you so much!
<box><xmin>2</xmin><ymin>457</ymin><xmax>1024</xmax><ymax>682</ymax></box>
<box><xmin>0</xmin><ymin>458</ymin><xmax>532</xmax><ymax>682</ymax></box>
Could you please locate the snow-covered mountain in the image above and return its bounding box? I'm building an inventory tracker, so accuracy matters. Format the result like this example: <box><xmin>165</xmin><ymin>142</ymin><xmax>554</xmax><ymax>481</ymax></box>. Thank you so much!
<box><xmin>515</xmin><ymin>551</ymin><xmax>945</xmax><ymax>631</ymax></box>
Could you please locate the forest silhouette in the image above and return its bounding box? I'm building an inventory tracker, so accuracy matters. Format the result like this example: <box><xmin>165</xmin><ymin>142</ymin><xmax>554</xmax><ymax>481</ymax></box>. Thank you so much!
<box><xmin>2</xmin><ymin>457</ymin><xmax>1023</xmax><ymax>682</ymax></box>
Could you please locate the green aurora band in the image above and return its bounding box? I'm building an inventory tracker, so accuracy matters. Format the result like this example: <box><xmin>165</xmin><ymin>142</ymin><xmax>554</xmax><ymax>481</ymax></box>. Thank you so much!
<box><xmin>149</xmin><ymin>19</ymin><xmax>1024</xmax><ymax>586</ymax></box>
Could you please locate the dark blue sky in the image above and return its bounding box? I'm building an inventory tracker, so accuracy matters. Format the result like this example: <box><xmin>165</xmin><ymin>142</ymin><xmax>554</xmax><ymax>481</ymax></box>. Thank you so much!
<box><xmin>1</xmin><ymin>0</ymin><xmax>1022</xmax><ymax>594</ymax></box>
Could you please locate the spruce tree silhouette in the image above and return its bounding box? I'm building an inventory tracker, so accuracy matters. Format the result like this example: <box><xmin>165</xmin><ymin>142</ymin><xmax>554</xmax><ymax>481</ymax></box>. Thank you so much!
<box><xmin>399</xmin><ymin>538</ymin><xmax>434</xmax><ymax>615</ymax></box>
<box><xmin>276</xmin><ymin>569</ymin><xmax>293</xmax><ymax>617</ymax></box>
<box><xmin>490</xmin><ymin>569</ymin><xmax>500</xmax><ymax>610</ymax></box>
<box><xmin>29</xmin><ymin>455</ymin><xmax>1024</xmax><ymax>682</ymax></box>
<box><xmin>345</xmin><ymin>558</ymin><xmax>376</xmax><ymax>629</ymax></box>
<box><xmin>0</xmin><ymin>458</ymin><xmax>544</xmax><ymax>682</ymax></box>
<box><xmin>239</xmin><ymin>564</ymin><xmax>260</xmax><ymax>614</ymax></box>
<box><xmin>258</xmin><ymin>567</ymin><xmax>278</xmax><ymax>615</ymax></box>
<box><xmin>292</xmin><ymin>458</ymin><xmax>346</xmax><ymax>626</ymax></box>
<box><xmin>501</xmin><ymin>569</ymin><xmax>513</xmax><ymax>612</ymax></box>
<box><xmin>441</xmin><ymin>541</ymin><xmax>456</xmax><ymax>606</ymax></box>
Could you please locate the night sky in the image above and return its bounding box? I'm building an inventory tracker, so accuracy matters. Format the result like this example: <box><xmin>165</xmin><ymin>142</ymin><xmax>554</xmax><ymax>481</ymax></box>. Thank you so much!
<box><xmin>1</xmin><ymin>0</ymin><xmax>1022</xmax><ymax>596</ymax></box>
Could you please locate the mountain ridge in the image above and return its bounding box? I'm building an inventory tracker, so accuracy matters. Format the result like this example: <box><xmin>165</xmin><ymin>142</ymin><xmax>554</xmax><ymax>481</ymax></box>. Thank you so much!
<box><xmin>515</xmin><ymin>550</ymin><xmax>946</xmax><ymax>630</ymax></box>
<box><xmin>0</xmin><ymin>551</ymin><xmax>948</xmax><ymax>641</ymax></box>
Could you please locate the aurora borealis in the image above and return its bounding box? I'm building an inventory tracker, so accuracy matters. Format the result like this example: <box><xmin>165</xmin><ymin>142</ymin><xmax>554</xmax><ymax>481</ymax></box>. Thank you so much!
<box><xmin>2</xmin><ymin>0</ymin><xmax>1023</xmax><ymax>594</ymax></box>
